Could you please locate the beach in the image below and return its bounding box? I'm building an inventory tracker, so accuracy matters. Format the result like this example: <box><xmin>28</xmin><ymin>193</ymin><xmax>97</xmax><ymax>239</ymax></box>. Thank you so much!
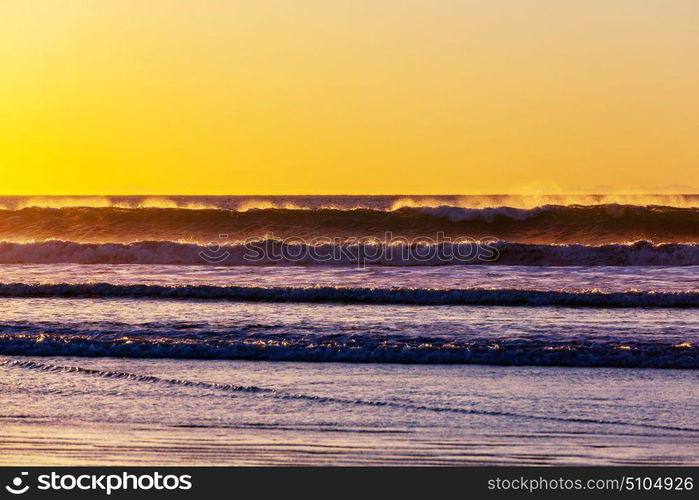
<box><xmin>2</xmin><ymin>358</ymin><xmax>698</xmax><ymax>466</ymax></box>
<box><xmin>0</xmin><ymin>196</ymin><xmax>697</xmax><ymax>466</ymax></box>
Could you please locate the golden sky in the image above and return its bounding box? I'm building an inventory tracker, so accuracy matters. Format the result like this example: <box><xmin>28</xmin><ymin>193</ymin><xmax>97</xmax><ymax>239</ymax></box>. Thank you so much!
<box><xmin>1</xmin><ymin>0</ymin><xmax>697</xmax><ymax>194</ymax></box>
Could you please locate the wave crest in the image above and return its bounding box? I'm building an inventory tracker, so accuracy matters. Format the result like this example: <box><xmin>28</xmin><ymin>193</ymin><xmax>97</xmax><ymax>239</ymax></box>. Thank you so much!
<box><xmin>0</xmin><ymin>239</ymin><xmax>697</xmax><ymax>266</ymax></box>
<box><xmin>0</xmin><ymin>335</ymin><xmax>697</xmax><ymax>369</ymax></box>
<box><xmin>0</xmin><ymin>203</ymin><xmax>697</xmax><ymax>244</ymax></box>
<box><xmin>0</xmin><ymin>282</ymin><xmax>696</xmax><ymax>307</ymax></box>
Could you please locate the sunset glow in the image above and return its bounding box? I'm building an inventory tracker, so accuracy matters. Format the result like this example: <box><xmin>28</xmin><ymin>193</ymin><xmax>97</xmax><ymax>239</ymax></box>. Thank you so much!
<box><xmin>1</xmin><ymin>0</ymin><xmax>697</xmax><ymax>194</ymax></box>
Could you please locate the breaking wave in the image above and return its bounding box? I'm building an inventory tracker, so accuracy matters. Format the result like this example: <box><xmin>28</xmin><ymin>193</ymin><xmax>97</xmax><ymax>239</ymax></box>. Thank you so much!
<box><xmin>0</xmin><ymin>203</ymin><xmax>697</xmax><ymax>244</ymax></box>
<box><xmin>0</xmin><ymin>239</ymin><xmax>698</xmax><ymax>266</ymax></box>
<box><xmin>0</xmin><ymin>334</ymin><xmax>697</xmax><ymax>369</ymax></box>
<box><xmin>0</xmin><ymin>282</ymin><xmax>696</xmax><ymax>307</ymax></box>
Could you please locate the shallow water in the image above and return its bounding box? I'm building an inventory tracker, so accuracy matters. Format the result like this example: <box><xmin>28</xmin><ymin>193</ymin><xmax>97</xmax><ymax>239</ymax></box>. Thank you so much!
<box><xmin>1</xmin><ymin>357</ymin><xmax>697</xmax><ymax>465</ymax></box>
<box><xmin>0</xmin><ymin>265</ymin><xmax>696</xmax><ymax>367</ymax></box>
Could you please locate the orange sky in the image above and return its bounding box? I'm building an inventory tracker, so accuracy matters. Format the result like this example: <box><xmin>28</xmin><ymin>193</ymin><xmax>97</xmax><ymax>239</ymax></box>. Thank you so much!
<box><xmin>1</xmin><ymin>0</ymin><xmax>697</xmax><ymax>194</ymax></box>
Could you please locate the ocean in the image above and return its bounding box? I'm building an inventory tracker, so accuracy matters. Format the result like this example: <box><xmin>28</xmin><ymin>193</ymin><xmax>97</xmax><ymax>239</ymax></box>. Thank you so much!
<box><xmin>0</xmin><ymin>195</ymin><xmax>698</xmax><ymax>465</ymax></box>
